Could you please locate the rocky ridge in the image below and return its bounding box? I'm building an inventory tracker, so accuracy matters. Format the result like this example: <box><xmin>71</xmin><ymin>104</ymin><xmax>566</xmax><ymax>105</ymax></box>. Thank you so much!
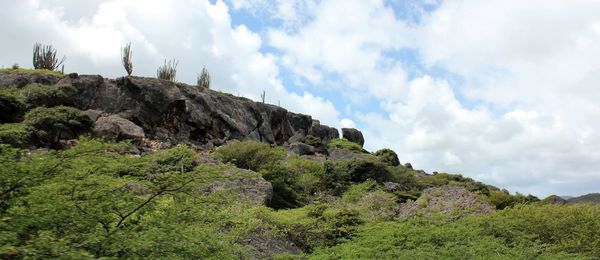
<box><xmin>0</xmin><ymin>71</ymin><xmax>345</xmax><ymax>148</ymax></box>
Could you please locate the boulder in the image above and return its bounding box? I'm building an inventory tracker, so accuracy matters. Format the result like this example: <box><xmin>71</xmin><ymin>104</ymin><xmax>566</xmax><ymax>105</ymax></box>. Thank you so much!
<box><xmin>342</xmin><ymin>128</ymin><xmax>364</xmax><ymax>146</ymax></box>
<box><xmin>289</xmin><ymin>142</ymin><xmax>315</xmax><ymax>155</ymax></box>
<box><xmin>383</xmin><ymin>182</ymin><xmax>405</xmax><ymax>192</ymax></box>
<box><xmin>309</xmin><ymin>120</ymin><xmax>339</xmax><ymax>142</ymax></box>
<box><xmin>94</xmin><ymin>114</ymin><xmax>145</xmax><ymax>140</ymax></box>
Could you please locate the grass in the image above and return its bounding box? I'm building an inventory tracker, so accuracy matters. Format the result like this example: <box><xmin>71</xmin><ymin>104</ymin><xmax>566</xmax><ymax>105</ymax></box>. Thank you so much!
<box><xmin>0</xmin><ymin>68</ymin><xmax>65</xmax><ymax>78</ymax></box>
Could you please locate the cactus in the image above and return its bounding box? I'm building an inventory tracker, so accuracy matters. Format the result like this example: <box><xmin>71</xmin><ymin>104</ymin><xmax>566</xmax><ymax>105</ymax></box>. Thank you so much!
<box><xmin>122</xmin><ymin>42</ymin><xmax>133</xmax><ymax>76</ymax></box>
<box><xmin>157</xmin><ymin>59</ymin><xmax>178</xmax><ymax>82</ymax></box>
<box><xmin>32</xmin><ymin>43</ymin><xmax>65</xmax><ymax>71</ymax></box>
<box><xmin>197</xmin><ymin>66</ymin><xmax>210</xmax><ymax>88</ymax></box>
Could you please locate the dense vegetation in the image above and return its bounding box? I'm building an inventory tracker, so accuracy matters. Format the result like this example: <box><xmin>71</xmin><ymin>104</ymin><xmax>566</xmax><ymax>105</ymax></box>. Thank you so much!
<box><xmin>1</xmin><ymin>70</ymin><xmax>599</xmax><ymax>259</ymax></box>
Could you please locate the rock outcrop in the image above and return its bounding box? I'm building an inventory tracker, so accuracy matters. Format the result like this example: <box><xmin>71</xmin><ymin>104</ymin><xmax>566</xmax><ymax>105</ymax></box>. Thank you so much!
<box><xmin>0</xmin><ymin>72</ymin><xmax>338</xmax><ymax>147</ymax></box>
<box><xmin>309</xmin><ymin>120</ymin><xmax>339</xmax><ymax>142</ymax></box>
<box><xmin>398</xmin><ymin>186</ymin><xmax>495</xmax><ymax>218</ymax></box>
<box><xmin>342</xmin><ymin>128</ymin><xmax>364</xmax><ymax>146</ymax></box>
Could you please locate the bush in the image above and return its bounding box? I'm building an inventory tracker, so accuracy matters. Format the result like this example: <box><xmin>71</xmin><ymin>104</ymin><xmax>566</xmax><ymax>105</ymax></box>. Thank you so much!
<box><xmin>328</xmin><ymin>138</ymin><xmax>363</xmax><ymax>152</ymax></box>
<box><xmin>24</xmin><ymin>106</ymin><xmax>93</xmax><ymax>147</ymax></box>
<box><xmin>320</xmin><ymin>159</ymin><xmax>391</xmax><ymax>195</ymax></box>
<box><xmin>216</xmin><ymin>141</ymin><xmax>284</xmax><ymax>172</ymax></box>
<box><xmin>304</xmin><ymin>135</ymin><xmax>324</xmax><ymax>148</ymax></box>
<box><xmin>0</xmin><ymin>88</ymin><xmax>26</xmax><ymax>123</ymax></box>
<box><xmin>20</xmin><ymin>83</ymin><xmax>77</xmax><ymax>108</ymax></box>
<box><xmin>0</xmin><ymin>123</ymin><xmax>32</xmax><ymax>147</ymax></box>
<box><xmin>373</xmin><ymin>148</ymin><xmax>400</xmax><ymax>166</ymax></box>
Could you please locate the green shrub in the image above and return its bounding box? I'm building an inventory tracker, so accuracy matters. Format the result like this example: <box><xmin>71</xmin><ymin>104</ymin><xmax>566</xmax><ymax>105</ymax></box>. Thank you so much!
<box><xmin>328</xmin><ymin>138</ymin><xmax>363</xmax><ymax>152</ymax></box>
<box><xmin>216</xmin><ymin>141</ymin><xmax>284</xmax><ymax>171</ymax></box>
<box><xmin>20</xmin><ymin>83</ymin><xmax>77</xmax><ymax>108</ymax></box>
<box><xmin>355</xmin><ymin>190</ymin><xmax>397</xmax><ymax>222</ymax></box>
<box><xmin>373</xmin><ymin>148</ymin><xmax>400</xmax><ymax>166</ymax></box>
<box><xmin>23</xmin><ymin>106</ymin><xmax>93</xmax><ymax>147</ymax></box>
<box><xmin>0</xmin><ymin>88</ymin><xmax>26</xmax><ymax>123</ymax></box>
<box><xmin>304</xmin><ymin>135</ymin><xmax>324</xmax><ymax>147</ymax></box>
<box><xmin>311</xmin><ymin>204</ymin><xmax>600</xmax><ymax>259</ymax></box>
<box><xmin>488</xmin><ymin>190</ymin><xmax>540</xmax><ymax>209</ymax></box>
<box><xmin>0</xmin><ymin>123</ymin><xmax>32</xmax><ymax>147</ymax></box>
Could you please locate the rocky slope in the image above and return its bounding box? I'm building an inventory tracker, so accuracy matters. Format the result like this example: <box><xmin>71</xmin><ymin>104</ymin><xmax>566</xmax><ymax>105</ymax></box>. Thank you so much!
<box><xmin>0</xmin><ymin>71</ymin><xmax>342</xmax><ymax>147</ymax></box>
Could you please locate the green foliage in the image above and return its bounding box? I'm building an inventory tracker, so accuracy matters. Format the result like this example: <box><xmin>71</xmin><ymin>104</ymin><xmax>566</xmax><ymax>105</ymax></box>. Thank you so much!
<box><xmin>0</xmin><ymin>68</ymin><xmax>65</xmax><ymax>78</ymax></box>
<box><xmin>0</xmin><ymin>139</ymin><xmax>271</xmax><ymax>258</ymax></box>
<box><xmin>488</xmin><ymin>190</ymin><xmax>540</xmax><ymax>209</ymax></box>
<box><xmin>328</xmin><ymin>138</ymin><xmax>363</xmax><ymax>152</ymax></box>
<box><xmin>373</xmin><ymin>148</ymin><xmax>400</xmax><ymax>166</ymax></box>
<box><xmin>419</xmin><ymin>172</ymin><xmax>497</xmax><ymax>195</ymax></box>
<box><xmin>311</xmin><ymin>204</ymin><xmax>600</xmax><ymax>259</ymax></box>
<box><xmin>321</xmin><ymin>159</ymin><xmax>390</xmax><ymax>194</ymax></box>
<box><xmin>0</xmin><ymin>123</ymin><xmax>32</xmax><ymax>147</ymax></box>
<box><xmin>23</xmin><ymin>106</ymin><xmax>93</xmax><ymax>147</ymax></box>
<box><xmin>20</xmin><ymin>83</ymin><xmax>77</xmax><ymax>108</ymax></box>
<box><xmin>216</xmin><ymin>141</ymin><xmax>284</xmax><ymax>172</ymax></box>
<box><xmin>0</xmin><ymin>83</ymin><xmax>77</xmax><ymax>125</ymax></box>
<box><xmin>259</xmin><ymin>204</ymin><xmax>363</xmax><ymax>252</ymax></box>
<box><xmin>0</xmin><ymin>87</ymin><xmax>26</xmax><ymax>123</ymax></box>
<box><xmin>304</xmin><ymin>135</ymin><xmax>324</xmax><ymax>148</ymax></box>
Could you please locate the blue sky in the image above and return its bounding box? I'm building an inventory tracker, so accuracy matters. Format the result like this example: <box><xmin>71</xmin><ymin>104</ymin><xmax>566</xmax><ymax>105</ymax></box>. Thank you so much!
<box><xmin>2</xmin><ymin>0</ymin><xmax>600</xmax><ymax>197</ymax></box>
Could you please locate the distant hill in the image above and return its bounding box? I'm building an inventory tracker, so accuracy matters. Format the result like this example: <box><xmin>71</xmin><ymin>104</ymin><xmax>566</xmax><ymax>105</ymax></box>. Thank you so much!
<box><xmin>568</xmin><ymin>193</ymin><xmax>600</xmax><ymax>204</ymax></box>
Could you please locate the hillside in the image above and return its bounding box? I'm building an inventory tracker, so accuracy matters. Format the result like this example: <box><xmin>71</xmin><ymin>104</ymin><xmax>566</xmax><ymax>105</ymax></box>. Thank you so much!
<box><xmin>568</xmin><ymin>193</ymin><xmax>600</xmax><ymax>204</ymax></box>
<box><xmin>1</xmin><ymin>69</ymin><xmax>599</xmax><ymax>259</ymax></box>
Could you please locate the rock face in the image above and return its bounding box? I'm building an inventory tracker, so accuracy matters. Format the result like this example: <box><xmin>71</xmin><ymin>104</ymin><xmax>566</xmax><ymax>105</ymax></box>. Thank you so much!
<box><xmin>309</xmin><ymin>120</ymin><xmax>339</xmax><ymax>142</ymax></box>
<box><xmin>398</xmin><ymin>186</ymin><xmax>495</xmax><ymax>218</ymax></box>
<box><xmin>94</xmin><ymin>114</ymin><xmax>145</xmax><ymax>140</ymax></box>
<box><xmin>342</xmin><ymin>128</ymin><xmax>364</xmax><ymax>146</ymax></box>
<box><xmin>0</xmin><ymin>72</ymin><xmax>339</xmax><ymax>146</ymax></box>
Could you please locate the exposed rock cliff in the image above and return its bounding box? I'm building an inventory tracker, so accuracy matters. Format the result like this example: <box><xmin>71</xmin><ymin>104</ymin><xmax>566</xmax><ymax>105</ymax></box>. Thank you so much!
<box><xmin>0</xmin><ymin>72</ymin><xmax>343</xmax><ymax>147</ymax></box>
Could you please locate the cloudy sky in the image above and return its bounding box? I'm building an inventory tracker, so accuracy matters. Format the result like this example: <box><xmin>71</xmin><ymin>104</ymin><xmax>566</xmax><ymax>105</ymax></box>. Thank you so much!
<box><xmin>2</xmin><ymin>0</ymin><xmax>600</xmax><ymax>197</ymax></box>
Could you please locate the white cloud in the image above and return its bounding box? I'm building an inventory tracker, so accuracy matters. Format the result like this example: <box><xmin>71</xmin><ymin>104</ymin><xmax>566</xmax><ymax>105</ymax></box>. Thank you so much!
<box><xmin>268</xmin><ymin>0</ymin><xmax>411</xmax><ymax>102</ymax></box>
<box><xmin>0</xmin><ymin>0</ymin><xmax>341</xmax><ymax>128</ymax></box>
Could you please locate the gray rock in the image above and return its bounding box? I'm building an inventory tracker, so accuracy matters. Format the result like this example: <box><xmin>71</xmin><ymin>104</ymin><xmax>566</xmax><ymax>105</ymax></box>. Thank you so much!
<box><xmin>289</xmin><ymin>142</ymin><xmax>315</xmax><ymax>155</ymax></box>
<box><xmin>383</xmin><ymin>182</ymin><xmax>405</xmax><ymax>191</ymax></box>
<box><xmin>309</xmin><ymin>120</ymin><xmax>339</xmax><ymax>142</ymax></box>
<box><xmin>404</xmin><ymin>162</ymin><xmax>413</xmax><ymax>169</ymax></box>
<box><xmin>94</xmin><ymin>114</ymin><xmax>145</xmax><ymax>140</ymax></box>
<box><xmin>342</xmin><ymin>128</ymin><xmax>364</xmax><ymax>146</ymax></box>
<box><xmin>287</xmin><ymin>132</ymin><xmax>305</xmax><ymax>143</ymax></box>
<box><xmin>83</xmin><ymin>109</ymin><xmax>104</xmax><ymax>121</ymax></box>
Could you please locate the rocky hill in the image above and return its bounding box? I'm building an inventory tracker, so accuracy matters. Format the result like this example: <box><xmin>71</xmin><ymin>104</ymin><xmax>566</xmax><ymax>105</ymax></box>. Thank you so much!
<box><xmin>0</xmin><ymin>71</ymin><xmax>340</xmax><ymax>148</ymax></box>
<box><xmin>1</xmin><ymin>69</ymin><xmax>599</xmax><ymax>259</ymax></box>
<box><xmin>568</xmin><ymin>193</ymin><xmax>600</xmax><ymax>204</ymax></box>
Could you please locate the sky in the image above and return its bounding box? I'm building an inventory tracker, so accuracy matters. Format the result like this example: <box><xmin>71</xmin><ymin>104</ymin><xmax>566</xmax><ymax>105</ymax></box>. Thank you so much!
<box><xmin>1</xmin><ymin>0</ymin><xmax>600</xmax><ymax>197</ymax></box>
